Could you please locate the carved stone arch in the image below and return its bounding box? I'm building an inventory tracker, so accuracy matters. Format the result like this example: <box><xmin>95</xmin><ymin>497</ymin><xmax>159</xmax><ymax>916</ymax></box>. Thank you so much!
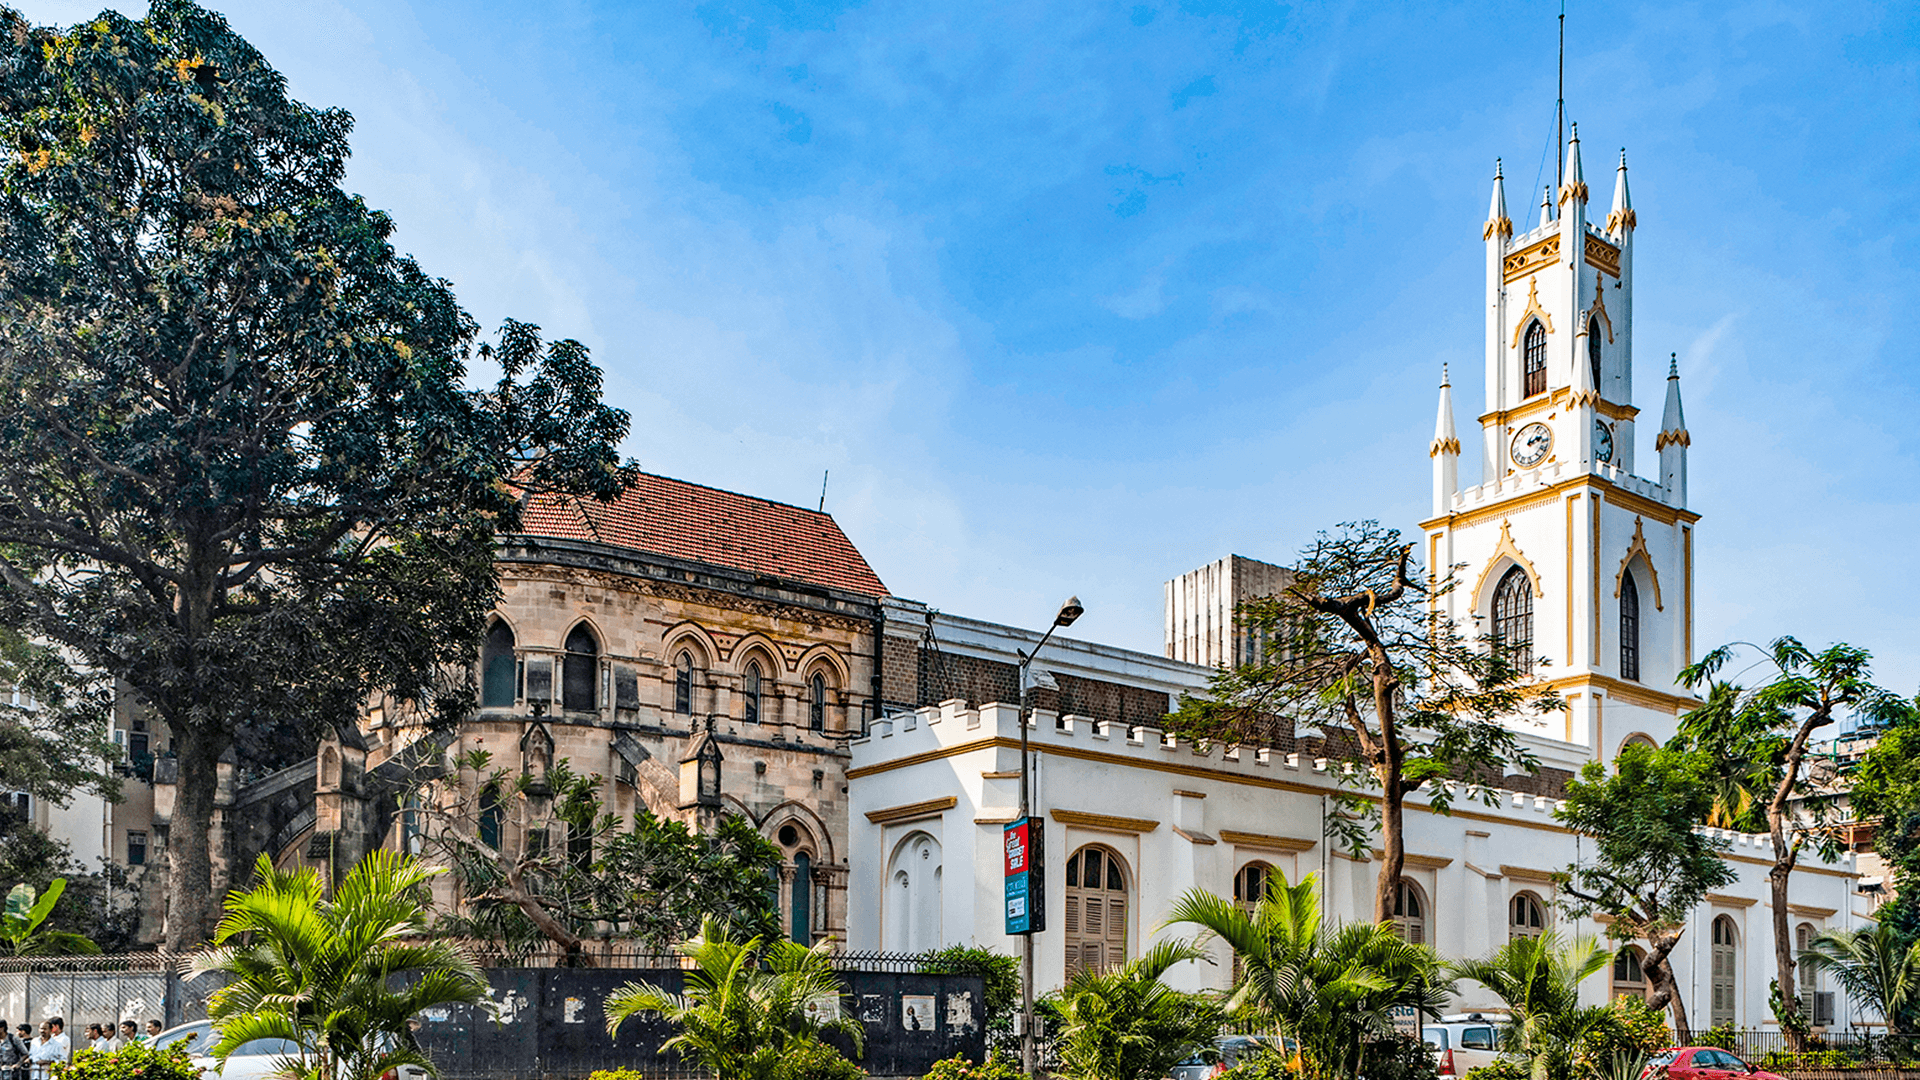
<box><xmin>795</xmin><ymin>645</ymin><xmax>849</xmax><ymax>685</ymax></box>
<box><xmin>486</xmin><ymin>611</ymin><xmax>520</xmax><ymax>636</ymax></box>
<box><xmin>719</xmin><ymin>792</ymin><xmax>753</xmax><ymax>819</ymax></box>
<box><xmin>760</xmin><ymin>799</ymin><xmax>835</xmax><ymax>863</ymax></box>
<box><xmin>731</xmin><ymin>635</ymin><xmax>783</xmax><ymax>677</ymax></box>
<box><xmin>560</xmin><ymin>615</ymin><xmax>606</xmax><ymax>652</ymax></box>
<box><xmin>1582</xmin><ymin>274</ymin><xmax>1615</xmax><ymax>344</ymax></box>
<box><xmin>1612</xmin><ymin>518</ymin><xmax>1665</xmax><ymax>611</ymax></box>
<box><xmin>1473</xmin><ymin>520</ymin><xmax>1546</xmax><ymax>611</ymax></box>
<box><xmin>662</xmin><ymin>622</ymin><xmax>717</xmax><ymax>667</ymax></box>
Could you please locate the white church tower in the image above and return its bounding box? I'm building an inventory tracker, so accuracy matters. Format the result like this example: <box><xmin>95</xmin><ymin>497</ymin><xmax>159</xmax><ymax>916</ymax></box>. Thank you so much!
<box><xmin>1426</xmin><ymin>127</ymin><xmax>1698</xmax><ymax>760</ymax></box>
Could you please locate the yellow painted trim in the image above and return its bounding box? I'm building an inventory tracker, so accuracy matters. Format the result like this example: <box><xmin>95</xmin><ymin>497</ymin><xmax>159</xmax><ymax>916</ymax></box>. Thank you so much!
<box><xmin>1473</xmin><ymin>519</ymin><xmax>1546</xmax><ymax>606</ymax></box>
<box><xmin>1479</xmin><ymin>387</ymin><xmax>1571</xmax><ymax>430</ymax></box>
<box><xmin>1172</xmin><ymin>789</ymin><xmax>1207</xmax><ymax>799</ymax></box>
<box><xmin>1419</xmin><ymin>475</ymin><xmax>1701</xmax><ymax>534</ymax></box>
<box><xmin>1504</xmin><ymin>235</ymin><xmax>1561</xmax><ymax>282</ymax></box>
<box><xmin>1684</xmin><ymin>526</ymin><xmax>1694</xmax><ymax>664</ymax></box>
<box><xmin>1593</xmin><ymin>492</ymin><xmax>1604</xmax><ymax>664</ymax></box>
<box><xmin>981</xmin><ymin>770</ymin><xmax>1021</xmax><ymax>779</ymax></box>
<box><xmin>1052</xmin><ymin>808</ymin><xmax>1160</xmax><ymax>834</ymax></box>
<box><xmin>1511</xmin><ymin>276</ymin><xmax>1556</xmax><ymax>348</ymax></box>
<box><xmin>846</xmin><ymin>738</ymin><xmax>1005</xmax><ymax>779</ymax></box>
<box><xmin>1565</xmin><ymin>494</ymin><xmax>1579</xmax><ymax>663</ymax></box>
<box><xmin>1373</xmin><ymin>849</ymin><xmax>1455</xmax><ymax>871</ymax></box>
<box><xmin>1221</xmin><ymin>829</ymin><xmax>1317</xmax><ymax>853</ymax></box>
<box><xmin>1789</xmin><ymin>904</ymin><xmax>1839</xmax><ymax>919</ymax></box>
<box><xmin>1540</xmin><ymin>673</ymin><xmax>1701</xmax><ymax>715</ymax></box>
<box><xmin>1707</xmin><ymin>893</ymin><xmax>1759</xmax><ymax>909</ymax></box>
<box><xmin>865</xmin><ymin>796</ymin><xmax>957</xmax><ymax>824</ymax></box>
<box><xmin>1612</xmin><ymin>516</ymin><xmax>1665</xmax><ymax>611</ymax></box>
<box><xmin>1583</xmin><ymin>274</ymin><xmax>1616</xmax><ymax>344</ymax></box>
<box><xmin>1584</xmin><ymin>235</ymin><xmax>1621</xmax><ymax>278</ymax></box>
<box><xmin>1172</xmin><ymin>825</ymin><xmax>1217</xmax><ymax>845</ymax></box>
<box><xmin>1501</xmin><ymin>865</ymin><xmax>1559</xmax><ymax>884</ymax></box>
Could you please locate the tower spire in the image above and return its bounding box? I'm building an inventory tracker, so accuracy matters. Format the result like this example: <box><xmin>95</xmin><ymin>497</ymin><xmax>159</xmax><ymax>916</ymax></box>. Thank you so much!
<box><xmin>1607</xmin><ymin>148</ymin><xmax>1636</xmax><ymax>235</ymax></box>
<box><xmin>1431</xmin><ymin>365</ymin><xmax>1460</xmax><ymax>516</ymax></box>
<box><xmin>1658</xmin><ymin>353</ymin><xmax>1690</xmax><ymax>505</ymax></box>
<box><xmin>1484</xmin><ymin>159</ymin><xmax>1512</xmax><ymax>240</ymax></box>
<box><xmin>1560</xmin><ymin>122</ymin><xmax>1588</xmax><ymax>208</ymax></box>
<box><xmin>1539</xmin><ymin>184</ymin><xmax>1555</xmax><ymax>229</ymax></box>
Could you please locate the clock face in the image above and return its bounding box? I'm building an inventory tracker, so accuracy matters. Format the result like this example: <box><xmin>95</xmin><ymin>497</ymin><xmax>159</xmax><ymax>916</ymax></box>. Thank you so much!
<box><xmin>1512</xmin><ymin>422</ymin><xmax>1553</xmax><ymax>468</ymax></box>
<box><xmin>1594</xmin><ymin>419</ymin><xmax>1615</xmax><ymax>463</ymax></box>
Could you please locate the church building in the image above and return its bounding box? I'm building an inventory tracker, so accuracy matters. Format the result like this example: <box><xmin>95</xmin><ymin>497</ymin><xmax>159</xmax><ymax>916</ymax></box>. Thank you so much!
<box><xmin>846</xmin><ymin>128</ymin><xmax>1863</xmax><ymax>1032</ymax></box>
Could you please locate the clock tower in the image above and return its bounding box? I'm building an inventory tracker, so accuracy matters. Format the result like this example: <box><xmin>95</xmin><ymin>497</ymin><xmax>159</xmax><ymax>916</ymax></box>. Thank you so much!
<box><xmin>1425</xmin><ymin>127</ymin><xmax>1699</xmax><ymax>761</ymax></box>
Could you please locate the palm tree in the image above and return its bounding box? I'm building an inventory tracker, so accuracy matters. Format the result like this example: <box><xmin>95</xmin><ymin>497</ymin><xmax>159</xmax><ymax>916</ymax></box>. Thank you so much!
<box><xmin>1798</xmin><ymin>923</ymin><xmax>1920</xmax><ymax>1035</ymax></box>
<box><xmin>1166</xmin><ymin>869</ymin><xmax>1448</xmax><ymax>1080</ymax></box>
<box><xmin>192</xmin><ymin>852</ymin><xmax>489</xmax><ymax>1080</ymax></box>
<box><xmin>604</xmin><ymin>915</ymin><xmax>864</xmax><ymax>1080</ymax></box>
<box><xmin>1448</xmin><ymin>932</ymin><xmax>1614</xmax><ymax>1080</ymax></box>
<box><xmin>0</xmin><ymin>880</ymin><xmax>98</xmax><ymax>955</ymax></box>
<box><xmin>1046</xmin><ymin>939</ymin><xmax>1223</xmax><ymax>1080</ymax></box>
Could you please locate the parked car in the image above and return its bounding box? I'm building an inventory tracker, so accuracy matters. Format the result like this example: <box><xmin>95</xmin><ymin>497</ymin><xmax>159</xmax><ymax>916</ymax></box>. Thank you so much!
<box><xmin>149</xmin><ymin>1021</ymin><xmax>427</xmax><ymax>1080</ymax></box>
<box><xmin>1169</xmin><ymin>1034</ymin><xmax>1289</xmax><ymax>1080</ymax></box>
<box><xmin>1425</xmin><ymin>1015</ymin><xmax>1506</xmax><ymax>1077</ymax></box>
<box><xmin>1644</xmin><ymin>1048</ymin><xmax>1785</xmax><ymax>1080</ymax></box>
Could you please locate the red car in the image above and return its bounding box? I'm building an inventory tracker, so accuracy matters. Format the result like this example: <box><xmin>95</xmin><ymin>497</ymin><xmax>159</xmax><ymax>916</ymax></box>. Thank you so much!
<box><xmin>1645</xmin><ymin>1048</ymin><xmax>1785</xmax><ymax>1080</ymax></box>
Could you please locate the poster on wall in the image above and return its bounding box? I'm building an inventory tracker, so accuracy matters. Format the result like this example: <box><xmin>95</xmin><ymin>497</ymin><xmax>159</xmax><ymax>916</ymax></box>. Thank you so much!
<box><xmin>901</xmin><ymin>994</ymin><xmax>937</xmax><ymax>1033</ymax></box>
<box><xmin>1003</xmin><ymin>817</ymin><xmax>1046</xmax><ymax>935</ymax></box>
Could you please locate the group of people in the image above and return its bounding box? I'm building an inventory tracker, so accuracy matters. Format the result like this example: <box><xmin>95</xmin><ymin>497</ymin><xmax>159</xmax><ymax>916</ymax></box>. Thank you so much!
<box><xmin>0</xmin><ymin>1017</ymin><xmax>166</xmax><ymax>1079</ymax></box>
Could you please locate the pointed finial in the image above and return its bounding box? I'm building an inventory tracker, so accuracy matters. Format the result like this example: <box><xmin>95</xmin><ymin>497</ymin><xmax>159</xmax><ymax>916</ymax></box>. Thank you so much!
<box><xmin>1539</xmin><ymin>184</ymin><xmax>1555</xmax><ymax>228</ymax></box>
<box><xmin>1441</xmin><ymin>362</ymin><xmax>1451</xmax><ymax>388</ymax></box>
<box><xmin>1485</xmin><ymin>161</ymin><xmax>1512</xmax><ymax>240</ymax></box>
<box><xmin>1560</xmin><ymin>122</ymin><xmax>1588</xmax><ymax>207</ymax></box>
<box><xmin>1608</xmin><ymin>148</ymin><xmax>1636</xmax><ymax>234</ymax></box>
<box><xmin>1669</xmin><ymin>352</ymin><xmax>1679</xmax><ymax>378</ymax></box>
<box><xmin>1495</xmin><ymin>157</ymin><xmax>1504</xmax><ymax>179</ymax></box>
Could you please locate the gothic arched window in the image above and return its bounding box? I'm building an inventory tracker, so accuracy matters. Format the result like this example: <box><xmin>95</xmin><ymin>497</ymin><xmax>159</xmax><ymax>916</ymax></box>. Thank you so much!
<box><xmin>1612</xmin><ymin>947</ymin><xmax>1648</xmax><ymax>1000</ymax></box>
<box><xmin>1711</xmin><ymin>916</ymin><xmax>1739</xmax><ymax>1026</ymax></box>
<box><xmin>1065</xmin><ymin>845</ymin><xmax>1130</xmax><ymax>976</ymax></box>
<box><xmin>1523</xmin><ymin>321</ymin><xmax>1548</xmax><ymax>397</ymax></box>
<box><xmin>674</xmin><ymin>651</ymin><xmax>694</xmax><ymax>716</ymax></box>
<box><xmin>481</xmin><ymin>620</ymin><xmax>517</xmax><ymax>708</ymax></box>
<box><xmin>810</xmin><ymin>672</ymin><xmax>828</xmax><ymax>732</ymax></box>
<box><xmin>1588</xmin><ymin>317</ymin><xmax>1603</xmax><ymax>391</ymax></box>
<box><xmin>1493</xmin><ymin>566</ymin><xmax>1535</xmax><ymax>676</ymax></box>
<box><xmin>792</xmin><ymin>850</ymin><xmax>813</xmax><ymax>944</ymax></box>
<box><xmin>1620</xmin><ymin>572</ymin><xmax>1641</xmax><ymax>683</ymax></box>
<box><xmin>744</xmin><ymin>661</ymin><xmax>762</xmax><ymax>724</ymax></box>
<box><xmin>562</xmin><ymin>624</ymin><xmax>598</xmax><ymax>712</ymax></box>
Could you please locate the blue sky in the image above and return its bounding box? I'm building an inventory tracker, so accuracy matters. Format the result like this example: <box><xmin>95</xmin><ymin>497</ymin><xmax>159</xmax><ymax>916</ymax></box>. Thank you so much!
<box><xmin>23</xmin><ymin>0</ymin><xmax>1920</xmax><ymax>693</ymax></box>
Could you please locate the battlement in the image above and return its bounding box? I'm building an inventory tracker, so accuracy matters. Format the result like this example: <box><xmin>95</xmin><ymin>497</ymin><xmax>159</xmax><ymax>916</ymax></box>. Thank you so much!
<box><xmin>1451</xmin><ymin>459</ymin><xmax>1674</xmax><ymax>514</ymax></box>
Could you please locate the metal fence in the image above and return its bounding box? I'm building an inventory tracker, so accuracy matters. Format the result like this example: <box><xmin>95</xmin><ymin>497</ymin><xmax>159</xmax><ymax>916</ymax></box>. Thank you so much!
<box><xmin>458</xmin><ymin>940</ymin><xmax>930</xmax><ymax>973</ymax></box>
<box><xmin>0</xmin><ymin>954</ymin><xmax>226</xmax><ymax>1032</ymax></box>
<box><xmin>1700</xmin><ymin>1030</ymin><xmax>1920</xmax><ymax>1069</ymax></box>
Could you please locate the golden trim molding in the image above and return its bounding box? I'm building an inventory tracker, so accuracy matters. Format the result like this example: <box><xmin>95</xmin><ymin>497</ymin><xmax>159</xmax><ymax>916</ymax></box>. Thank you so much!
<box><xmin>1484</xmin><ymin>216</ymin><xmax>1513</xmax><ymax>240</ymax></box>
<box><xmin>1789</xmin><ymin>904</ymin><xmax>1839</xmax><ymax>919</ymax></box>
<box><xmin>1419</xmin><ymin>474</ymin><xmax>1702</xmax><ymax>533</ymax></box>
<box><xmin>1473</xmin><ymin>519</ymin><xmax>1546</xmax><ymax>603</ymax></box>
<box><xmin>1221</xmin><ymin>830</ymin><xmax>1316</xmax><ymax>853</ymax></box>
<box><xmin>1373</xmin><ymin>850</ymin><xmax>1455</xmax><ymax>871</ymax></box>
<box><xmin>1504</xmin><ymin>236</ymin><xmax>1560</xmax><ymax>282</ymax></box>
<box><xmin>1172</xmin><ymin>826</ymin><xmax>1218</xmax><ymax>845</ymax></box>
<box><xmin>1052</xmin><ymin>809</ymin><xmax>1159</xmax><ymax>834</ymax></box>
<box><xmin>1539</xmin><ymin>673</ymin><xmax>1702</xmax><ymax>715</ymax></box>
<box><xmin>1511</xmin><ymin>276</ymin><xmax>1557</xmax><ymax>348</ymax></box>
<box><xmin>1501</xmin><ymin>865</ymin><xmax>1560</xmax><ymax>884</ymax></box>
<box><xmin>1584</xmin><ymin>235</ymin><xmax>1621</xmax><ymax>278</ymax></box>
<box><xmin>1707</xmin><ymin>893</ymin><xmax>1759</xmax><ymax>909</ymax></box>
<box><xmin>1584</xmin><ymin>275</ymin><xmax>1615</xmax><ymax>344</ymax></box>
<box><xmin>1173</xmin><ymin>789</ymin><xmax>1207</xmax><ymax>799</ymax></box>
<box><xmin>866</xmin><ymin>796</ymin><xmax>957</xmax><ymax>824</ymax></box>
<box><xmin>1613</xmin><ymin>516</ymin><xmax>1665</xmax><ymax>611</ymax></box>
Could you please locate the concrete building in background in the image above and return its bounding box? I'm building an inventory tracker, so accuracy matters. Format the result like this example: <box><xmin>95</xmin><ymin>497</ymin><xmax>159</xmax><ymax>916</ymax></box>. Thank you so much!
<box><xmin>1163</xmin><ymin>555</ymin><xmax>1289</xmax><ymax>669</ymax></box>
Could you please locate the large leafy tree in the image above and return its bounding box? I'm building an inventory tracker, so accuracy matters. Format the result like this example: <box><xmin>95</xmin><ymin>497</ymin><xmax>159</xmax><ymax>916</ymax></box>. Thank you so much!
<box><xmin>0</xmin><ymin>628</ymin><xmax>117</xmax><ymax>803</ymax></box>
<box><xmin>193</xmin><ymin>852</ymin><xmax>489</xmax><ymax>1080</ymax></box>
<box><xmin>1556</xmin><ymin>742</ymin><xmax>1736</xmax><ymax>1043</ymax></box>
<box><xmin>0</xmin><ymin>2</ymin><xmax>634</xmax><ymax>947</ymax></box>
<box><xmin>1166</xmin><ymin>521</ymin><xmax>1555</xmax><ymax>922</ymax></box>
<box><xmin>1448</xmin><ymin>933</ymin><xmax>1613</xmax><ymax>1080</ymax></box>
<box><xmin>1166</xmin><ymin>868</ymin><xmax>1449</xmax><ymax>1080</ymax></box>
<box><xmin>1842</xmin><ymin>696</ymin><xmax>1920</xmax><ymax>944</ymax></box>
<box><xmin>1675</xmin><ymin>638</ymin><xmax>1902</xmax><ymax>1048</ymax></box>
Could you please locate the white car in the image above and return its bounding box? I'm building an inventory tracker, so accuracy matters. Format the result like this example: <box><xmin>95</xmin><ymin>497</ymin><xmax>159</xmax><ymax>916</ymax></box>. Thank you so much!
<box><xmin>1424</xmin><ymin>1015</ymin><xmax>1507</xmax><ymax>1077</ymax></box>
<box><xmin>148</xmin><ymin>1021</ymin><xmax>427</xmax><ymax>1080</ymax></box>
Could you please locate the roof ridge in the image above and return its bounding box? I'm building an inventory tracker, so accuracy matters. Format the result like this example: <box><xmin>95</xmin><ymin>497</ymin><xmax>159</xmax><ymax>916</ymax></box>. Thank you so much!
<box><xmin>637</xmin><ymin>470</ymin><xmax>838</xmax><ymax>521</ymax></box>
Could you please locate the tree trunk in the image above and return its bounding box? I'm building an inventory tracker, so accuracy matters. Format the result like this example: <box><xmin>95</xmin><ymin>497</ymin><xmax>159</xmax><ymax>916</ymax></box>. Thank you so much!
<box><xmin>1644</xmin><ymin>932</ymin><xmax>1692</xmax><ymax>1044</ymax></box>
<box><xmin>1375</xmin><ymin>777</ymin><xmax>1405</xmax><ymax>925</ymax></box>
<box><xmin>1770</xmin><ymin>714</ymin><xmax>1826</xmax><ymax>1052</ymax></box>
<box><xmin>503</xmin><ymin>862</ymin><xmax>596</xmax><ymax>968</ymax></box>
<box><xmin>162</xmin><ymin>730</ymin><xmax>224</xmax><ymax>950</ymax></box>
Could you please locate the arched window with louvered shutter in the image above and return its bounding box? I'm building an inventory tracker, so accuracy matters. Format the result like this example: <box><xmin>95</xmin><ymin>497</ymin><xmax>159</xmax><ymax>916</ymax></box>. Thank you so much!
<box><xmin>1509</xmin><ymin>892</ymin><xmax>1546</xmax><ymax>941</ymax></box>
<box><xmin>1493</xmin><ymin>566</ymin><xmax>1535</xmax><ymax>676</ymax></box>
<box><xmin>1064</xmin><ymin>846</ymin><xmax>1130</xmax><ymax>977</ymax></box>
<box><xmin>1711</xmin><ymin>916</ymin><xmax>1739</xmax><ymax>1026</ymax></box>
<box><xmin>1523</xmin><ymin>321</ymin><xmax>1548</xmax><ymax>397</ymax></box>
<box><xmin>1390</xmin><ymin>879</ymin><xmax>1429</xmax><ymax>945</ymax></box>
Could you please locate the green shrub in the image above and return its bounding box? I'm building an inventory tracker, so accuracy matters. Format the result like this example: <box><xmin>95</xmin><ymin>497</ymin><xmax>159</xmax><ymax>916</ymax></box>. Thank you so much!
<box><xmin>1365</xmin><ymin>1034</ymin><xmax>1441</xmax><ymax>1080</ymax></box>
<box><xmin>588</xmin><ymin>1071</ymin><xmax>650</xmax><ymax>1080</ymax></box>
<box><xmin>1464</xmin><ymin>1058</ymin><xmax>1529</xmax><ymax>1080</ymax></box>
<box><xmin>773</xmin><ymin>1037</ymin><xmax>865</xmax><ymax>1080</ymax></box>
<box><xmin>1218</xmin><ymin>1050</ymin><xmax>1295</xmax><ymax>1080</ymax></box>
<box><xmin>1574</xmin><ymin>996</ymin><xmax>1674</xmax><ymax>1077</ymax></box>
<box><xmin>920</xmin><ymin>1051</ymin><xmax>1024</xmax><ymax>1080</ymax></box>
<box><xmin>1693</xmin><ymin>1024</ymin><xmax>1740</xmax><ymax>1053</ymax></box>
<box><xmin>55</xmin><ymin>1041</ymin><xmax>200</xmax><ymax>1080</ymax></box>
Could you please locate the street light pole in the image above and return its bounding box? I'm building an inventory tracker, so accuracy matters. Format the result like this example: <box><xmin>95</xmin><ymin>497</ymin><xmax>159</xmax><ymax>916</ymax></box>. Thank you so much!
<box><xmin>1018</xmin><ymin>596</ymin><xmax>1082</xmax><ymax>1079</ymax></box>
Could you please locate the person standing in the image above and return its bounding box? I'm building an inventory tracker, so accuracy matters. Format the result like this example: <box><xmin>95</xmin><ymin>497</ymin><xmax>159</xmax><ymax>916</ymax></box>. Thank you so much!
<box><xmin>12</xmin><ymin>1025</ymin><xmax>29</xmax><ymax>1080</ymax></box>
<box><xmin>93</xmin><ymin>1023</ymin><xmax>117</xmax><ymax>1054</ymax></box>
<box><xmin>117</xmin><ymin>1022</ymin><xmax>137</xmax><ymax>1047</ymax></box>
<box><xmin>143</xmin><ymin>1021</ymin><xmax>161</xmax><ymax>1042</ymax></box>
<box><xmin>28</xmin><ymin>1022</ymin><xmax>52</xmax><ymax>1080</ymax></box>
<box><xmin>0</xmin><ymin>1021</ymin><xmax>24</xmax><ymax>1080</ymax></box>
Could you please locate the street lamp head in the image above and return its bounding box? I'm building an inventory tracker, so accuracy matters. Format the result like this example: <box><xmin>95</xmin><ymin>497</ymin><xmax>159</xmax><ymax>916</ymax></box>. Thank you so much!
<box><xmin>1054</xmin><ymin>596</ymin><xmax>1084</xmax><ymax>627</ymax></box>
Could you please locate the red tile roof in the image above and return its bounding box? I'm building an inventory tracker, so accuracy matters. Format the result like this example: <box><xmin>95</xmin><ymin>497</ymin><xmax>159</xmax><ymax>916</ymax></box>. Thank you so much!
<box><xmin>515</xmin><ymin>472</ymin><xmax>888</xmax><ymax>598</ymax></box>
